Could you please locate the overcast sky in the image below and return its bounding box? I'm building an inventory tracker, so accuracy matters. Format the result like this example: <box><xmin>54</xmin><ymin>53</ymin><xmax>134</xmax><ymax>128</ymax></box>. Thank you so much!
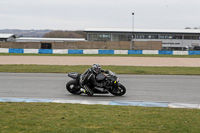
<box><xmin>0</xmin><ymin>0</ymin><xmax>200</xmax><ymax>30</ymax></box>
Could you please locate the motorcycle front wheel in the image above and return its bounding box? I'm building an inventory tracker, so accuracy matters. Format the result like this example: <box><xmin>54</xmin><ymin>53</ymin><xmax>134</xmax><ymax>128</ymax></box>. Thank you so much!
<box><xmin>109</xmin><ymin>83</ymin><xmax>126</xmax><ymax>96</ymax></box>
<box><xmin>66</xmin><ymin>80</ymin><xmax>80</xmax><ymax>95</ymax></box>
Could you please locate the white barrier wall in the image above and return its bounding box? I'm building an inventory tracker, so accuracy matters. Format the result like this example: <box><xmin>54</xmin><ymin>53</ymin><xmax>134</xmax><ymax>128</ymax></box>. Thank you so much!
<box><xmin>0</xmin><ymin>48</ymin><xmax>9</xmax><ymax>53</ymax></box>
<box><xmin>83</xmin><ymin>49</ymin><xmax>99</xmax><ymax>54</ymax></box>
<box><xmin>24</xmin><ymin>49</ymin><xmax>39</xmax><ymax>54</ymax></box>
<box><xmin>53</xmin><ymin>49</ymin><xmax>68</xmax><ymax>54</ymax></box>
<box><xmin>114</xmin><ymin>50</ymin><xmax>128</xmax><ymax>54</ymax></box>
<box><xmin>143</xmin><ymin>50</ymin><xmax>159</xmax><ymax>55</ymax></box>
<box><xmin>173</xmin><ymin>51</ymin><xmax>188</xmax><ymax>55</ymax></box>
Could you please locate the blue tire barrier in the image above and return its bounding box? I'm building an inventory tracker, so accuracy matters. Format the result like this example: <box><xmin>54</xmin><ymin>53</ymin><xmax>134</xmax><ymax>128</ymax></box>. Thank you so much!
<box><xmin>189</xmin><ymin>51</ymin><xmax>200</xmax><ymax>55</ymax></box>
<box><xmin>9</xmin><ymin>48</ymin><xmax>24</xmax><ymax>53</ymax></box>
<box><xmin>39</xmin><ymin>49</ymin><xmax>53</xmax><ymax>54</ymax></box>
<box><xmin>99</xmin><ymin>50</ymin><xmax>114</xmax><ymax>54</ymax></box>
<box><xmin>159</xmin><ymin>50</ymin><xmax>173</xmax><ymax>55</ymax></box>
<box><xmin>1</xmin><ymin>48</ymin><xmax>200</xmax><ymax>55</ymax></box>
<box><xmin>128</xmin><ymin>50</ymin><xmax>143</xmax><ymax>54</ymax></box>
<box><xmin>68</xmin><ymin>49</ymin><xmax>83</xmax><ymax>54</ymax></box>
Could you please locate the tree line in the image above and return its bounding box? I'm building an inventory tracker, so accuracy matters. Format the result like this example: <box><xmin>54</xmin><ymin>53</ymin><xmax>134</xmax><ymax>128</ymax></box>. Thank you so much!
<box><xmin>185</xmin><ymin>27</ymin><xmax>200</xmax><ymax>29</ymax></box>
<box><xmin>43</xmin><ymin>30</ymin><xmax>87</xmax><ymax>38</ymax></box>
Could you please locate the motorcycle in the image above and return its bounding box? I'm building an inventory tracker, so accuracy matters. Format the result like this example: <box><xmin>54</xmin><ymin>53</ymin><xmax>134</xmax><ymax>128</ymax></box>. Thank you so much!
<box><xmin>66</xmin><ymin>70</ymin><xmax>126</xmax><ymax>96</ymax></box>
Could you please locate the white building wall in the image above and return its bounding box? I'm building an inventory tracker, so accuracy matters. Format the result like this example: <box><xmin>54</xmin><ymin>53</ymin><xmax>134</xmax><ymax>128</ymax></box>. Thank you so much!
<box><xmin>136</xmin><ymin>39</ymin><xmax>200</xmax><ymax>48</ymax></box>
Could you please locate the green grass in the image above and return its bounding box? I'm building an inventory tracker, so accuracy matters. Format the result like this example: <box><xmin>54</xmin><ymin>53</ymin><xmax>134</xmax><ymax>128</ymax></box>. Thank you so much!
<box><xmin>0</xmin><ymin>102</ymin><xmax>200</xmax><ymax>133</ymax></box>
<box><xmin>0</xmin><ymin>65</ymin><xmax>200</xmax><ymax>75</ymax></box>
<box><xmin>0</xmin><ymin>53</ymin><xmax>200</xmax><ymax>58</ymax></box>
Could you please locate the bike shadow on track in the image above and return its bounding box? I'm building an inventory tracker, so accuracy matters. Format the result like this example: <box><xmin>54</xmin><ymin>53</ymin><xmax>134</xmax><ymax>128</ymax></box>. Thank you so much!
<box><xmin>66</xmin><ymin>94</ymin><xmax>126</xmax><ymax>99</ymax></box>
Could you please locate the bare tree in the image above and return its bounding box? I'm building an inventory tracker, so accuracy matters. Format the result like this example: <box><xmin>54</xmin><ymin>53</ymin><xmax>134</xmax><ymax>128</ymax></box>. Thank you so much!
<box><xmin>185</xmin><ymin>27</ymin><xmax>192</xmax><ymax>29</ymax></box>
<box><xmin>185</xmin><ymin>27</ymin><xmax>200</xmax><ymax>29</ymax></box>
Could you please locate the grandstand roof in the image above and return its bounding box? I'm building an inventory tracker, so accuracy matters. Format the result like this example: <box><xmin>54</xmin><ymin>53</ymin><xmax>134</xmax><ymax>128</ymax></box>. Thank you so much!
<box><xmin>0</xmin><ymin>34</ymin><xmax>15</xmax><ymax>38</ymax></box>
<box><xmin>15</xmin><ymin>37</ymin><xmax>85</xmax><ymax>42</ymax></box>
<box><xmin>84</xmin><ymin>28</ymin><xmax>200</xmax><ymax>34</ymax></box>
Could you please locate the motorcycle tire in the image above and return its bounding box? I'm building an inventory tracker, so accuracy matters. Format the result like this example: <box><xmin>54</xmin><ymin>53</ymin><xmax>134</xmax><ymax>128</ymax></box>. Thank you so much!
<box><xmin>66</xmin><ymin>80</ymin><xmax>80</xmax><ymax>95</ymax></box>
<box><xmin>109</xmin><ymin>83</ymin><xmax>126</xmax><ymax>96</ymax></box>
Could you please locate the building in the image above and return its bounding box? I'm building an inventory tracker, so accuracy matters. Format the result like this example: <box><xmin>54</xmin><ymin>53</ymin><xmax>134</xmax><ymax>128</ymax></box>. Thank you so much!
<box><xmin>0</xmin><ymin>34</ymin><xmax>16</xmax><ymax>42</ymax></box>
<box><xmin>15</xmin><ymin>37</ymin><xmax>85</xmax><ymax>49</ymax></box>
<box><xmin>15</xmin><ymin>37</ymin><xmax>85</xmax><ymax>42</ymax></box>
<box><xmin>84</xmin><ymin>28</ymin><xmax>200</xmax><ymax>50</ymax></box>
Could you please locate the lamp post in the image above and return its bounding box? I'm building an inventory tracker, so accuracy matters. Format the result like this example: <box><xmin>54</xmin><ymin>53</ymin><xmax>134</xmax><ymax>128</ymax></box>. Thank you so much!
<box><xmin>131</xmin><ymin>12</ymin><xmax>135</xmax><ymax>50</ymax></box>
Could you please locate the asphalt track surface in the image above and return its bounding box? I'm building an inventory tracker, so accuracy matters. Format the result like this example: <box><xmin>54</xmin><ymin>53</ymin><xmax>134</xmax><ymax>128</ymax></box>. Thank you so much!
<box><xmin>0</xmin><ymin>73</ymin><xmax>200</xmax><ymax>104</ymax></box>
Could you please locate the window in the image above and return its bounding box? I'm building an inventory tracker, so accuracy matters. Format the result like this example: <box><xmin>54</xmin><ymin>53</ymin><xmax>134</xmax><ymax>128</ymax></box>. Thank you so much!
<box><xmin>159</xmin><ymin>35</ymin><xmax>175</xmax><ymax>39</ymax></box>
<box><xmin>136</xmin><ymin>35</ymin><xmax>144</xmax><ymax>39</ymax></box>
<box><xmin>89</xmin><ymin>34</ymin><xmax>111</xmax><ymax>41</ymax></box>
<box><xmin>135</xmin><ymin>34</ymin><xmax>158</xmax><ymax>39</ymax></box>
<box><xmin>118</xmin><ymin>35</ymin><xmax>131</xmax><ymax>41</ymax></box>
<box><xmin>41</xmin><ymin>43</ymin><xmax>52</xmax><ymax>49</ymax></box>
<box><xmin>174</xmin><ymin>35</ymin><xmax>182</xmax><ymax>39</ymax></box>
<box><xmin>151</xmin><ymin>35</ymin><xmax>158</xmax><ymax>39</ymax></box>
<box><xmin>184</xmin><ymin>36</ymin><xmax>199</xmax><ymax>40</ymax></box>
<box><xmin>0</xmin><ymin>38</ymin><xmax>7</xmax><ymax>42</ymax></box>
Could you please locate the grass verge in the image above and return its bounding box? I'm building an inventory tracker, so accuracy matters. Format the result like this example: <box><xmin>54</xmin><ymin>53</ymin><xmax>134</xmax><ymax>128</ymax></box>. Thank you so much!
<box><xmin>0</xmin><ymin>53</ymin><xmax>200</xmax><ymax>58</ymax></box>
<box><xmin>0</xmin><ymin>65</ymin><xmax>200</xmax><ymax>75</ymax></box>
<box><xmin>0</xmin><ymin>102</ymin><xmax>200</xmax><ymax>133</ymax></box>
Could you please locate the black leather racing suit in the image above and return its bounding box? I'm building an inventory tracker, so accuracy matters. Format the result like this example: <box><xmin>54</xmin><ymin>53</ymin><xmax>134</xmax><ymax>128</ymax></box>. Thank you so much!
<box><xmin>79</xmin><ymin>68</ymin><xmax>108</xmax><ymax>95</ymax></box>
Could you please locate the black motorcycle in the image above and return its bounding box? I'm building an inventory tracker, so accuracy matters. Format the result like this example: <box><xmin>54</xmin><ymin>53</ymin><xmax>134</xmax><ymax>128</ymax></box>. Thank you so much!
<box><xmin>66</xmin><ymin>70</ymin><xmax>126</xmax><ymax>96</ymax></box>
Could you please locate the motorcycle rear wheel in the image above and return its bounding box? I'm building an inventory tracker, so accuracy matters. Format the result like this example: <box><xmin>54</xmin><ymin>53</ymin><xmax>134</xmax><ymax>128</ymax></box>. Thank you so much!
<box><xmin>66</xmin><ymin>80</ymin><xmax>80</xmax><ymax>95</ymax></box>
<box><xmin>109</xmin><ymin>83</ymin><xmax>126</xmax><ymax>96</ymax></box>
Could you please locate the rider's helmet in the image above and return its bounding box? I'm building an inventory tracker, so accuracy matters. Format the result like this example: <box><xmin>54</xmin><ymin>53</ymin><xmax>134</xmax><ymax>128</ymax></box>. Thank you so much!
<box><xmin>92</xmin><ymin>64</ymin><xmax>101</xmax><ymax>74</ymax></box>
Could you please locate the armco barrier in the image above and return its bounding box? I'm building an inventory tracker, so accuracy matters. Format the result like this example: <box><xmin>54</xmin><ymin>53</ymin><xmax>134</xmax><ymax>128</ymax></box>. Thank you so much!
<box><xmin>1</xmin><ymin>48</ymin><xmax>200</xmax><ymax>55</ymax></box>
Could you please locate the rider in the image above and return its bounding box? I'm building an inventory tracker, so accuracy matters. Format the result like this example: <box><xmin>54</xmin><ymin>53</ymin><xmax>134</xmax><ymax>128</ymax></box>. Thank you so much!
<box><xmin>79</xmin><ymin>64</ymin><xmax>109</xmax><ymax>96</ymax></box>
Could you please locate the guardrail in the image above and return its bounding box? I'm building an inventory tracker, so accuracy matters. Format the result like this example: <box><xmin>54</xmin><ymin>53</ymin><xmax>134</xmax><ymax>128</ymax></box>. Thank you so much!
<box><xmin>0</xmin><ymin>48</ymin><xmax>200</xmax><ymax>55</ymax></box>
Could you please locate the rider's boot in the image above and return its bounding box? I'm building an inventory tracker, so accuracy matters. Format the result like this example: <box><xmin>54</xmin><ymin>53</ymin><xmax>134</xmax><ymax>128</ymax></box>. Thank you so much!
<box><xmin>76</xmin><ymin>88</ymin><xmax>86</xmax><ymax>95</ymax></box>
<box><xmin>84</xmin><ymin>85</ymin><xmax>94</xmax><ymax>96</ymax></box>
<box><xmin>80</xmin><ymin>88</ymin><xmax>86</xmax><ymax>93</ymax></box>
